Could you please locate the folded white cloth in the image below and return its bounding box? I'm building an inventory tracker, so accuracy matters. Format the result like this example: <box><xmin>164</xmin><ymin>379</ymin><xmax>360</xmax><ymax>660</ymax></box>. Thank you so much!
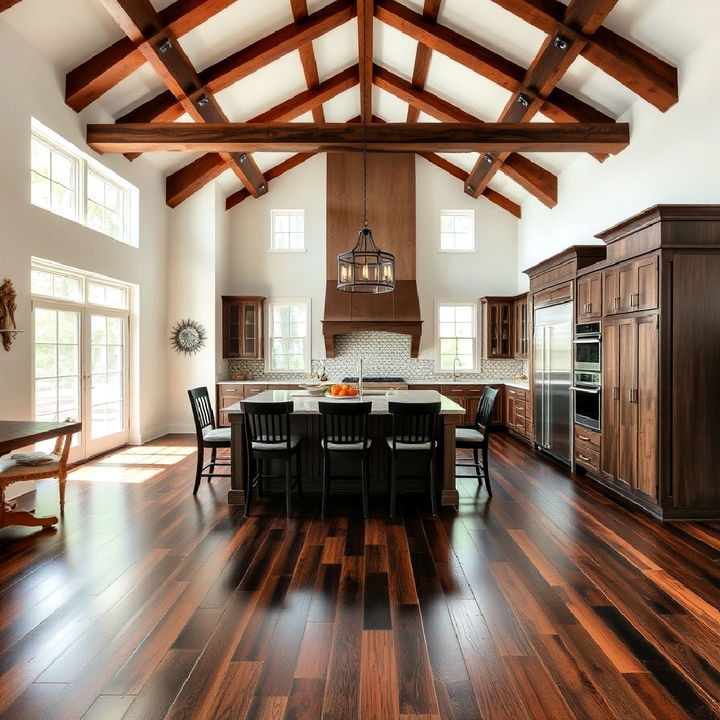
<box><xmin>10</xmin><ymin>451</ymin><xmax>56</xmax><ymax>465</ymax></box>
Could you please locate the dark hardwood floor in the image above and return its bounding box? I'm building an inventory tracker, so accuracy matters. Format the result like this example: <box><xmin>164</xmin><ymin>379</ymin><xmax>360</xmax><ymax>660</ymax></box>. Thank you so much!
<box><xmin>1</xmin><ymin>434</ymin><xmax>719</xmax><ymax>720</ymax></box>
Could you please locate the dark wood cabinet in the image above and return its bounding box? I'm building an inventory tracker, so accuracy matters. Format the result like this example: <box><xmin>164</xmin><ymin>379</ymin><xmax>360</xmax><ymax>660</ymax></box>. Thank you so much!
<box><xmin>505</xmin><ymin>386</ymin><xmax>533</xmax><ymax>443</ymax></box>
<box><xmin>602</xmin><ymin>255</ymin><xmax>658</xmax><ymax>315</ymax></box>
<box><xmin>602</xmin><ymin>315</ymin><xmax>659</xmax><ymax>502</ymax></box>
<box><xmin>513</xmin><ymin>294</ymin><xmax>529</xmax><ymax>358</ymax></box>
<box><xmin>480</xmin><ymin>297</ymin><xmax>514</xmax><ymax>359</ymax></box>
<box><xmin>441</xmin><ymin>385</ymin><xmax>504</xmax><ymax>426</ymax></box>
<box><xmin>222</xmin><ymin>296</ymin><xmax>265</xmax><ymax>359</ymax></box>
<box><xmin>576</xmin><ymin>272</ymin><xmax>602</xmax><ymax>321</ymax></box>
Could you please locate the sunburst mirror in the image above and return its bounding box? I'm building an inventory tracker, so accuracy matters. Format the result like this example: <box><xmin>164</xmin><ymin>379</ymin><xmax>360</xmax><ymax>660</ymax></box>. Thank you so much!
<box><xmin>170</xmin><ymin>319</ymin><xmax>207</xmax><ymax>355</ymax></box>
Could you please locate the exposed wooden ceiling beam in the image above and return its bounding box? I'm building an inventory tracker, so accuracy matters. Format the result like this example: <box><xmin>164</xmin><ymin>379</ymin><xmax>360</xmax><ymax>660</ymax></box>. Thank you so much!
<box><xmin>374</xmin><ymin>64</ymin><xmax>557</xmax><ymax>207</ymax></box>
<box><xmin>66</xmin><ymin>0</ymin><xmax>239</xmax><ymax>111</ymax></box>
<box><xmin>98</xmin><ymin>0</ymin><xmax>267</xmax><ymax>197</ymax></box>
<box><xmin>488</xmin><ymin>0</ymin><xmax>678</xmax><ymax>110</ymax></box>
<box><xmin>465</xmin><ymin>0</ymin><xmax>623</xmax><ymax>198</ymax></box>
<box><xmin>374</xmin><ymin>0</ymin><xmax>612</xmax><ymax>125</ymax></box>
<box><xmin>87</xmin><ymin>121</ymin><xmax>630</xmax><ymax>153</ymax></box>
<box><xmin>418</xmin><ymin>153</ymin><xmax>521</xmax><ymax>218</ymax></box>
<box><xmin>406</xmin><ymin>0</ymin><xmax>442</xmax><ymax>123</ymax></box>
<box><xmin>0</xmin><ymin>0</ymin><xmax>23</xmax><ymax>11</ymax></box>
<box><xmin>290</xmin><ymin>0</ymin><xmax>326</xmax><ymax>122</ymax></box>
<box><xmin>357</xmin><ymin>0</ymin><xmax>374</xmax><ymax>122</ymax></box>
<box><xmin>166</xmin><ymin>64</ymin><xmax>359</xmax><ymax>207</ymax></box>
<box><xmin>117</xmin><ymin>0</ymin><xmax>355</xmax><ymax>124</ymax></box>
<box><xmin>226</xmin><ymin>153</ymin><xmax>315</xmax><ymax>210</ymax></box>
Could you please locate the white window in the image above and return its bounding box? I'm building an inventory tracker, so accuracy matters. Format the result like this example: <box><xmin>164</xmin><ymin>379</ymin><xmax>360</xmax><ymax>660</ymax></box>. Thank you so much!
<box><xmin>271</xmin><ymin>210</ymin><xmax>305</xmax><ymax>251</ymax></box>
<box><xmin>267</xmin><ymin>299</ymin><xmax>310</xmax><ymax>372</ymax></box>
<box><xmin>437</xmin><ymin>301</ymin><xmax>477</xmax><ymax>371</ymax></box>
<box><xmin>30</xmin><ymin>118</ymin><xmax>138</xmax><ymax>247</ymax></box>
<box><xmin>440</xmin><ymin>210</ymin><xmax>475</xmax><ymax>252</ymax></box>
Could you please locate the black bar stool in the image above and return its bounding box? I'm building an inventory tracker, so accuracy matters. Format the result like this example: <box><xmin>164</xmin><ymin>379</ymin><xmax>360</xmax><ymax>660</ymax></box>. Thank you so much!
<box><xmin>455</xmin><ymin>387</ymin><xmax>499</xmax><ymax>496</ymax></box>
<box><xmin>188</xmin><ymin>387</ymin><xmax>231</xmax><ymax>495</ymax></box>
<box><xmin>319</xmin><ymin>400</ymin><xmax>373</xmax><ymax>518</ymax></box>
<box><xmin>241</xmin><ymin>400</ymin><xmax>302</xmax><ymax>517</ymax></box>
<box><xmin>387</xmin><ymin>401</ymin><xmax>441</xmax><ymax>516</ymax></box>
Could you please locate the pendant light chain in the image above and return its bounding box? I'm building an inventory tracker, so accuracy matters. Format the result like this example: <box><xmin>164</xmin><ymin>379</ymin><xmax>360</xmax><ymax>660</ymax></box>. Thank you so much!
<box><xmin>362</xmin><ymin>11</ymin><xmax>368</xmax><ymax>230</ymax></box>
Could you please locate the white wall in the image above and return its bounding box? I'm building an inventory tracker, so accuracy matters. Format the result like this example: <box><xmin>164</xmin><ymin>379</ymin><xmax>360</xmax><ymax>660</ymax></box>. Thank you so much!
<box><xmin>226</xmin><ymin>154</ymin><xmax>329</xmax><ymax>357</ymax></box>
<box><xmin>224</xmin><ymin>153</ymin><xmax>519</xmax><ymax>361</ymax></box>
<box><xmin>516</xmin><ymin>33</ymin><xmax>720</xmax><ymax>290</ymax></box>
<box><xmin>165</xmin><ymin>184</ymin><xmax>223</xmax><ymax>432</ymax></box>
<box><xmin>0</xmin><ymin>19</ymin><xmax>169</xmax><ymax>445</ymax></box>
<box><xmin>415</xmin><ymin>157</ymin><xmax>518</xmax><ymax>357</ymax></box>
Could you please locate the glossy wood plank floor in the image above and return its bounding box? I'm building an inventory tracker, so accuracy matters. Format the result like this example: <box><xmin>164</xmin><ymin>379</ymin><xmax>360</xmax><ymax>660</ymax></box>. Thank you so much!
<box><xmin>1</xmin><ymin>435</ymin><xmax>719</xmax><ymax>720</ymax></box>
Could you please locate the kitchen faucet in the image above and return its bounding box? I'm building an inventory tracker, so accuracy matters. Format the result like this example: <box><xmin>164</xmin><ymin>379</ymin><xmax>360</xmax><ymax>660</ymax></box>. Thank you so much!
<box><xmin>452</xmin><ymin>357</ymin><xmax>461</xmax><ymax>382</ymax></box>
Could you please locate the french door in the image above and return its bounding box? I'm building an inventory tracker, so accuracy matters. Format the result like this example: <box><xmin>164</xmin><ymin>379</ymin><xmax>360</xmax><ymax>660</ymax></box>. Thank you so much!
<box><xmin>33</xmin><ymin>301</ymin><xmax>129</xmax><ymax>460</ymax></box>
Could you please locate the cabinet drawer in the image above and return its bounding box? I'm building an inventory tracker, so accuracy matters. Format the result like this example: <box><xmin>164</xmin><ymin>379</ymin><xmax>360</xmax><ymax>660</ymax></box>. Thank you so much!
<box><xmin>515</xmin><ymin>402</ymin><xmax>526</xmax><ymax>417</ymax></box>
<box><xmin>524</xmin><ymin>422</ymin><xmax>534</xmax><ymax>440</ymax></box>
<box><xmin>219</xmin><ymin>384</ymin><xmax>242</xmax><ymax>398</ymax></box>
<box><xmin>574</xmin><ymin>426</ymin><xmax>601</xmax><ymax>453</ymax></box>
<box><xmin>575</xmin><ymin>443</ymin><xmax>600</xmax><ymax>474</ymax></box>
<box><xmin>512</xmin><ymin>417</ymin><xmax>526</xmax><ymax>433</ymax></box>
<box><xmin>243</xmin><ymin>384</ymin><xmax>268</xmax><ymax>398</ymax></box>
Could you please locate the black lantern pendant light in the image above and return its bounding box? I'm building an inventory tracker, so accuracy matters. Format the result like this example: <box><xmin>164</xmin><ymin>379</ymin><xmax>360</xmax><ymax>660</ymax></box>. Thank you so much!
<box><xmin>337</xmin><ymin>55</ymin><xmax>395</xmax><ymax>293</ymax></box>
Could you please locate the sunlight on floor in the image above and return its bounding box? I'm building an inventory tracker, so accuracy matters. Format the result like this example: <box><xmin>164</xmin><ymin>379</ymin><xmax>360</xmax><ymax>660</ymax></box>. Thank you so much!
<box><xmin>68</xmin><ymin>445</ymin><xmax>202</xmax><ymax>483</ymax></box>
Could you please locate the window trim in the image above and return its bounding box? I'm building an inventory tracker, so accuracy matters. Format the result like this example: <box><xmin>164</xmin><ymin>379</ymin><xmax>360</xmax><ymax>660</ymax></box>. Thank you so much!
<box><xmin>30</xmin><ymin>118</ymin><xmax>138</xmax><ymax>248</ymax></box>
<box><xmin>265</xmin><ymin>298</ymin><xmax>312</xmax><ymax>373</ymax></box>
<box><xmin>438</xmin><ymin>209</ymin><xmax>476</xmax><ymax>253</ymax></box>
<box><xmin>269</xmin><ymin>209</ymin><xmax>306</xmax><ymax>253</ymax></box>
<box><xmin>435</xmin><ymin>299</ymin><xmax>479</xmax><ymax>372</ymax></box>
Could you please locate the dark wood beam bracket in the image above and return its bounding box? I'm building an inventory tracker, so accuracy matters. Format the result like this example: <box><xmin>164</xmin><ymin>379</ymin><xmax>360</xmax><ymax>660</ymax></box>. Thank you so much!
<box><xmin>88</xmin><ymin>121</ymin><xmax>630</xmax><ymax>154</ymax></box>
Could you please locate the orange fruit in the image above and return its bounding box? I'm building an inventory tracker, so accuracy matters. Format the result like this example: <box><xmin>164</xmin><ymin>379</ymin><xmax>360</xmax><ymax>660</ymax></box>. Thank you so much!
<box><xmin>348</xmin><ymin>387</ymin><xmax>358</xmax><ymax>396</ymax></box>
<box><xmin>331</xmin><ymin>384</ymin><xmax>341</xmax><ymax>395</ymax></box>
<box><xmin>341</xmin><ymin>384</ymin><xmax>349</xmax><ymax>390</ymax></box>
<box><xmin>339</xmin><ymin>387</ymin><xmax>349</xmax><ymax>396</ymax></box>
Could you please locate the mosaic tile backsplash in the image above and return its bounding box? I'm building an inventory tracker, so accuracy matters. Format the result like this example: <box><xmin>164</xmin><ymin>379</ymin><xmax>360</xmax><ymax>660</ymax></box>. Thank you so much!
<box><xmin>225</xmin><ymin>331</ymin><xmax>528</xmax><ymax>381</ymax></box>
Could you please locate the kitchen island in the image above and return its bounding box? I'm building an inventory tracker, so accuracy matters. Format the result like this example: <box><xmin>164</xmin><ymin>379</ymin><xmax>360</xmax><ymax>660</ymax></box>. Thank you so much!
<box><xmin>226</xmin><ymin>389</ymin><xmax>466</xmax><ymax>508</ymax></box>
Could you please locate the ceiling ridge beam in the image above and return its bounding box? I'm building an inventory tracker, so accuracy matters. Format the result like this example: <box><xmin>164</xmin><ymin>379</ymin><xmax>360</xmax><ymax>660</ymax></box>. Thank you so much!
<box><xmin>465</xmin><ymin>0</ymin><xmax>627</xmax><ymax>199</ymax></box>
<box><xmin>290</xmin><ymin>0</ymin><xmax>326</xmax><ymax>122</ymax></box>
<box><xmin>98</xmin><ymin>0</ymin><xmax>267</xmax><ymax>197</ymax></box>
<box><xmin>374</xmin><ymin>0</ymin><xmax>612</xmax><ymax>125</ymax></box>
<box><xmin>406</xmin><ymin>0</ymin><xmax>442</xmax><ymax>123</ymax></box>
<box><xmin>117</xmin><ymin>0</ymin><xmax>356</xmax><ymax>124</ymax></box>
<box><xmin>66</xmin><ymin>0</ymin><xmax>240</xmax><ymax>111</ymax></box>
<box><xmin>488</xmin><ymin>0</ymin><xmax>678</xmax><ymax>110</ymax></box>
<box><xmin>357</xmin><ymin>0</ymin><xmax>373</xmax><ymax>122</ymax></box>
<box><xmin>373</xmin><ymin>64</ymin><xmax>557</xmax><ymax>207</ymax></box>
<box><xmin>166</xmin><ymin>64</ymin><xmax>360</xmax><ymax>207</ymax></box>
<box><xmin>87</xmin><ymin>121</ymin><xmax>630</xmax><ymax>154</ymax></box>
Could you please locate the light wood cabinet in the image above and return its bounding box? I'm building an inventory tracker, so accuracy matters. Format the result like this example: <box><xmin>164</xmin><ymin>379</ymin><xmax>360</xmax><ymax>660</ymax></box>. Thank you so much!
<box><xmin>603</xmin><ymin>255</ymin><xmax>658</xmax><ymax>315</ymax></box>
<box><xmin>221</xmin><ymin>296</ymin><xmax>265</xmax><ymax>359</ymax></box>
<box><xmin>480</xmin><ymin>297</ymin><xmax>514</xmax><ymax>359</ymax></box>
<box><xmin>602</xmin><ymin>315</ymin><xmax>659</xmax><ymax>502</ymax></box>
<box><xmin>576</xmin><ymin>272</ymin><xmax>602</xmax><ymax>321</ymax></box>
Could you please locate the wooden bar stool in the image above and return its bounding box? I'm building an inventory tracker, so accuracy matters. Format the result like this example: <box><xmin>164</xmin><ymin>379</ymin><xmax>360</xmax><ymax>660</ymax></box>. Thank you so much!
<box><xmin>318</xmin><ymin>400</ymin><xmax>373</xmax><ymax>518</ymax></box>
<box><xmin>241</xmin><ymin>400</ymin><xmax>302</xmax><ymax>517</ymax></box>
<box><xmin>387</xmin><ymin>401</ymin><xmax>441</xmax><ymax>517</ymax></box>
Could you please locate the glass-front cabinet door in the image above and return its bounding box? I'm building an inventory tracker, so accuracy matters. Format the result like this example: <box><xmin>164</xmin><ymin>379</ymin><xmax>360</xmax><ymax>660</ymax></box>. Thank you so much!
<box><xmin>222</xmin><ymin>296</ymin><xmax>265</xmax><ymax>359</ymax></box>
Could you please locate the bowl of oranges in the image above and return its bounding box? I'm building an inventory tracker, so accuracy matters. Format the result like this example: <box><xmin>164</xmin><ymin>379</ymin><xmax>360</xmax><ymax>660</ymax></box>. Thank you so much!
<box><xmin>325</xmin><ymin>383</ymin><xmax>359</xmax><ymax>398</ymax></box>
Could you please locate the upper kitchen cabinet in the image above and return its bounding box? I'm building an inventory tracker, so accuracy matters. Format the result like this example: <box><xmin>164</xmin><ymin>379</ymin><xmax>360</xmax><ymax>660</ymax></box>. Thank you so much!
<box><xmin>480</xmin><ymin>297</ymin><xmax>514</xmax><ymax>359</ymax></box>
<box><xmin>602</xmin><ymin>255</ymin><xmax>659</xmax><ymax>315</ymax></box>
<box><xmin>576</xmin><ymin>271</ymin><xmax>602</xmax><ymax>321</ymax></box>
<box><xmin>513</xmin><ymin>294</ymin><xmax>529</xmax><ymax>358</ymax></box>
<box><xmin>222</xmin><ymin>296</ymin><xmax>265</xmax><ymax>359</ymax></box>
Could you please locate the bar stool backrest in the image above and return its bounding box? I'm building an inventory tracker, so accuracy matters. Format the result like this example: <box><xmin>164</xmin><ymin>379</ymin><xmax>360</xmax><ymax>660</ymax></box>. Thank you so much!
<box><xmin>188</xmin><ymin>387</ymin><xmax>217</xmax><ymax>438</ymax></box>
<box><xmin>388</xmin><ymin>401</ymin><xmax>441</xmax><ymax>449</ymax></box>
<box><xmin>473</xmin><ymin>387</ymin><xmax>499</xmax><ymax>439</ymax></box>
<box><xmin>319</xmin><ymin>401</ymin><xmax>372</xmax><ymax>448</ymax></box>
<box><xmin>241</xmin><ymin>401</ymin><xmax>294</xmax><ymax>450</ymax></box>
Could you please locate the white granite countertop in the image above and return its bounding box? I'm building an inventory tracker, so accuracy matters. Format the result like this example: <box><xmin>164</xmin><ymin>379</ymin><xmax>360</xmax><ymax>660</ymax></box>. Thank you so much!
<box><xmin>218</xmin><ymin>378</ymin><xmax>530</xmax><ymax>391</ymax></box>
<box><xmin>226</xmin><ymin>389</ymin><xmax>465</xmax><ymax>415</ymax></box>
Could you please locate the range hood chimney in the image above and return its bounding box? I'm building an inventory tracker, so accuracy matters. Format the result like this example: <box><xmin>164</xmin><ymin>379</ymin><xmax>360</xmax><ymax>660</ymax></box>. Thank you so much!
<box><xmin>323</xmin><ymin>152</ymin><xmax>422</xmax><ymax>356</ymax></box>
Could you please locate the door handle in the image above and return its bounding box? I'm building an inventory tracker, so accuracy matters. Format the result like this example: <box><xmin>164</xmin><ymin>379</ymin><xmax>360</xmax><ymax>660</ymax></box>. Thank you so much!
<box><xmin>612</xmin><ymin>387</ymin><xmax>618</xmax><ymax>400</ymax></box>
<box><xmin>613</xmin><ymin>296</ymin><xmax>620</xmax><ymax>310</ymax></box>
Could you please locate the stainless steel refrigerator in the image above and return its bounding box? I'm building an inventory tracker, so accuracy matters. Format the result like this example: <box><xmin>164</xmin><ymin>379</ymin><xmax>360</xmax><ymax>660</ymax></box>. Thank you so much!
<box><xmin>534</xmin><ymin>301</ymin><xmax>572</xmax><ymax>464</ymax></box>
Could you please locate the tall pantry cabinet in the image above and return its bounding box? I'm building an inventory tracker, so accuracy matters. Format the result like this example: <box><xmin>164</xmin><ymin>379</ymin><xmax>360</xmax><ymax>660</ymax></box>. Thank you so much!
<box><xmin>596</xmin><ymin>206</ymin><xmax>720</xmax><ymax>520</ymax></box>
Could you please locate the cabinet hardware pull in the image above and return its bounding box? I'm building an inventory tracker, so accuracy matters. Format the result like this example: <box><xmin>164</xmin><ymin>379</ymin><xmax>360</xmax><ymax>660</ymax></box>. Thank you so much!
<box><xmin>628</xmin><ymin>389</ymin><xmax>634</xmax><ymax>402</ymax></box>
<box><xmin>578</xmin><ymin>454</ymin><xmax>591</xmax><ymax>462</ymax></box>
<box><xmin>613</xmin><ymin>296</ymin><xmax>620</xmax><ymax>310</ymax></box>
<box><xmin>613</xmin><ymin>387</ymin><xmax>618</xmax><ymax>400</ymax></box>
<box><xmin>579</xmin><ymin>435</ymin><xmax>590</xmax><ymax>441</ymax></box>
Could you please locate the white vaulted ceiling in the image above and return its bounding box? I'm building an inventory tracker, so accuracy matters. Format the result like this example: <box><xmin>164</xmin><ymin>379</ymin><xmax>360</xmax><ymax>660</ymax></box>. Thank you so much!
<box><xmin>3</xmin><ymin>0</ymin><xmax>719</xmax><ymax>213</ymax></box>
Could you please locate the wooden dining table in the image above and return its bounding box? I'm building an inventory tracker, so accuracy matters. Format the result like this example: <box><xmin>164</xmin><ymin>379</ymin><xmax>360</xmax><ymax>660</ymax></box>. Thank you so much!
<box><xmin>0</xmin><ymin>420</ymin><xmax>82</xmax><ymax>529</ymax></box>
